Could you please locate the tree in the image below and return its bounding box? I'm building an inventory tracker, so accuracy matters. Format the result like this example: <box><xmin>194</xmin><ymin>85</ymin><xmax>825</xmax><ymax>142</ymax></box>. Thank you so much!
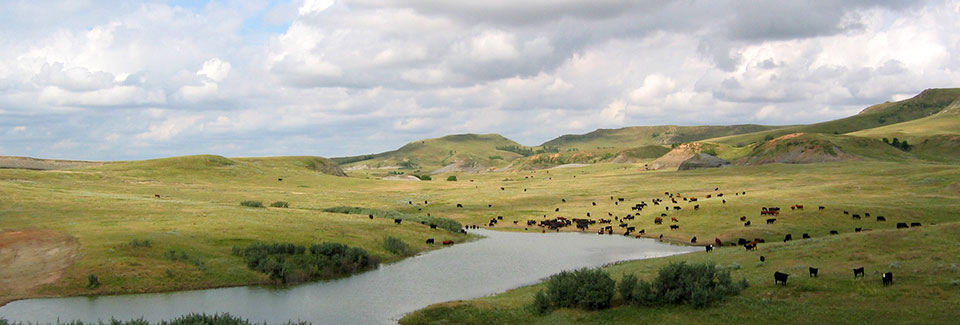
<box><xmin>446</xmin><ymin>175</ymin><xmax>457</xmax><ymax>181</ymax></box>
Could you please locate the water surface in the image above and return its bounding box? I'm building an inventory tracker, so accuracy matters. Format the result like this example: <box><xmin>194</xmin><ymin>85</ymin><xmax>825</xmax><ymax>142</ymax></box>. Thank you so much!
<box><xmin>0</xmin><ymin>229</ymin><xmax>697</xmax><ymax>324</ymax></box>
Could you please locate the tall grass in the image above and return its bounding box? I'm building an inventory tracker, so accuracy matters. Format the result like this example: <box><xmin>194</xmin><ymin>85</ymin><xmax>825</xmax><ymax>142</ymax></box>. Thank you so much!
<box><xmin>323</xmin><ymin>206</ymin><xmax>462</xmax><ymax>232</ymax></box>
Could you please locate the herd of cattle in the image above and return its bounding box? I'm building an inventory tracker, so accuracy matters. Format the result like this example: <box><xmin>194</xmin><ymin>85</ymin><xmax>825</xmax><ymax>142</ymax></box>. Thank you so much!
<box><xmin>429</xmin><ymin>184</ymin><xmax>923</xmax><ymax>288</ymax></box>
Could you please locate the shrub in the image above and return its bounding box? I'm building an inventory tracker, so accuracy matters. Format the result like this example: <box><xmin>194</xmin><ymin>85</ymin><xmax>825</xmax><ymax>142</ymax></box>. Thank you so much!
<box><xmin>417</xmin><ymin>175</ymin><xmax>432</xmax><ymax>181</ymax></box>
<box><xmin>233</xmin><ymin>241</ymin><xmax>378</xmax><ymax>283</ymax></box>
<box><xmin>489</xmin><ymin>155</ymin><xmax>503</xmax><ymax>160</ymax></box>
<box><xmin>383</xmin><ymin>236</ymin><xmax>412</xmax><ymax>255</ymax></box>
<box><xmin>129</xmin><ymin>239</ymin><xmax>151</xmax><ymax>248</ymax></box>
<box><xmin>531</xmin><ymin>289</ymin><xmax>551</xmax><ymax>315</ymax></box>
<box><xmin>323</xmin><ymin>206</ymin><xmax>462</xmax><ymax>232</ymax></box>
<box><xmin>618</xmin><ymin>274</ymin><xmax>638</xmax><ymax>304</ymax></box>
<box><xmin>545</xmin><ymin>268</ymin><xmax>615</xmax><ymax>310</ymax></box>
<box><xmin>240</xmin><ymin>200</ymin><xmax>264</xmax><ymax>208</ymax></box>
<box><xmin>270</xmin><ymin>201</ymin><xmax>289</xmax><ymax>208</ymax></box>
<box><xmin>635</xmin><ymin>262</ymin><xmax>747</xmax><ymax>308</ymax></box>
<box><xmin>446</xmin><ymin>175</ymin><xmax>457</xmax><ymax>181</ymax></box>
<box><xmin>87</xmin><ymin>274</ymin><xmax>100</xmax><ymax>289</ymax></box>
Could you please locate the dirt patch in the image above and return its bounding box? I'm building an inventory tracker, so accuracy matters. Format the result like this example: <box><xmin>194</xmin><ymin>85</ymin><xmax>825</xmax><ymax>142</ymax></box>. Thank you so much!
<box><xmin>0</xmin><ymin>229</ymin><xmax>80</xmax><ymax>305</ymax></box>
<box><xmin>650</xmin><ymin>143</ymin><xmax>705</xmax><ymax>170</ymax></box>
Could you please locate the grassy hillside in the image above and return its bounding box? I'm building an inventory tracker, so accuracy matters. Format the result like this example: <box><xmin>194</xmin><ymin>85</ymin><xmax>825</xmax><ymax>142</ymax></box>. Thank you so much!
<box><xmin>734</xmin><ymin>133</ymin><xmax>914</xmax><ymax>165</ymax></box>
<box><xmin>337</xmin><ymin>134</ymin><xmax>527</xmax><ymax>174</ymax></box>
<box><xmin>709</xmin><ymin>88</ymin><xmax>960</xmax><ymax>147</ymax></box>
<box><xmin>0</xmin><ymin>156</ymin><xmax>102</xmax><ymax>170</ymax></box>
<box><xmin>848</xmin><ymin>99</ymin><xmax>960</xmax><ymax>163</ymax></box>
<box><xmin>542</xmin><ymin>125</ymin><xmax>781</xmax><ymax>151</ymax></box>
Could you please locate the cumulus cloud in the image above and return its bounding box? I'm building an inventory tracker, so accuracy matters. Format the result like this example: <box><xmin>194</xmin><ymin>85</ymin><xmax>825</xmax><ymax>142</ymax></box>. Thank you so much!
<box><xmin>0</xmin><ymin>0</ymin><xmax>958</xmax><ymax>160</ymax></box>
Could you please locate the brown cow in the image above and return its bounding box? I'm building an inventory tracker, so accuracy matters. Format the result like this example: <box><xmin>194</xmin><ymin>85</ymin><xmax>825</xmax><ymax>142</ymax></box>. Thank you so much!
<box><xmin>442</xmin><ymin>240</ymin><xmax>454</xmax><ymax>245</ymax></box>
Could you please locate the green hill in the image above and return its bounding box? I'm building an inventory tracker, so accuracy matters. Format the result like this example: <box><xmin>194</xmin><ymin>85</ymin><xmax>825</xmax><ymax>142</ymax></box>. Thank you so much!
<box><xmin>735</xmin><ymin>133</ymin><xmax>913</xmax><ymax>165</ymax></box>
<box><xmin>709</xmin><ymin>88</ymin><xmax>960</xmax><ymax>147</ymax></box>
<box><xmin>541</xmin><ymin>125</ymin><xmax>782</xmax><ymax>151</ymax></box>
<box><xmin>94</xmin><ymin>154</ymin><xmax>346</xmax><ymax>177</ymax></box>
<box><xmin>848</xmin><ymin>98</ymin><xmax>960</xmax><ymax>162</ymax></box>
<box><xmin>336</xmin><ymin>133</ymin><xmax>527</xmax><ymax>174</ymax></box>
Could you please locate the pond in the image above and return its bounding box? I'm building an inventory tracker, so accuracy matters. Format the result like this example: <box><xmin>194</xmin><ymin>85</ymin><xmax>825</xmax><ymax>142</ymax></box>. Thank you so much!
<box><xmin>0</xmin><ymin>229</ymin><xmax>698</xmax><ymax>324</ymax></box>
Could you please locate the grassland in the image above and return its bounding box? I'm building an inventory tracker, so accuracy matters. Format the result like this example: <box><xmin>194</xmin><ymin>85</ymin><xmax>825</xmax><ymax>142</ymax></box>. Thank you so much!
<box><xmin>400</xmin><ymin>160</ymin><xmax>960</xmax><ymax>324</ymax></box>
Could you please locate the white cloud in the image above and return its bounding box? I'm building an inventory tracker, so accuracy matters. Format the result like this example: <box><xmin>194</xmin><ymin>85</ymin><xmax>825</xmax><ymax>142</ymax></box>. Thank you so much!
<box><xmin>1</xmin><ymin>0</ymin><xmax>959</xmax><ymax>160</ymax></box>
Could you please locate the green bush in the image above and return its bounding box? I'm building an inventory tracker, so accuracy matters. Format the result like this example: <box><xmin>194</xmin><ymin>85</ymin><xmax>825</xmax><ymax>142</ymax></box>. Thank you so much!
<box><xmin>618</xmin><ymin>274</ymin><xmax>638</xmax><ymax>304</ymax></box>
<box><xmin>489</xmin><ymin>155</ymin><xmax>503</xmax><ymax>160</ymax></box>
<box><xmin>240</xmin><ymin>200</ymin><xmax>264</xmax><ymax>208</ymax></box>
<box><xmin>635</xmin><ymin>262</ymin><xmax>748</xmax><ymax>308</ymax></box>
<box><xmin>531</xmin><ymin>289</ymin><xmax>551</xmax><ymax>315</ymax></box>
<box><xmin>383</xmin><ymin>236</ymin><xmax>412</xmax><ymax>255</ymax></box>
<box><xmin>323</xmin><ymin>206</ymin><xmax>462</xmax><ymax>232</ymax></box>
<box><xmin>87</xmin><ymin>274</ymin><xmax>100</xmax><ymax>289</ymax></box>
<box><xmin>233</xmin><ymin>241</ymin><xmax>378</xmax><ymax>283</ymax></box>
<box><xmin>446</xmin><ymin>175</ymin><xmax>457</xmax><ymax>181</ymax></box>
<box><xmin>129</xmin><ymin>239</ymin><xmax>151</xmax><ymax>248</ymax></box>
<box><xmin>270</xmin><ymin>201</ymin><xmax>289</xmax><ymax>208</ymax></box>
<box><xmin>417</xmin><ymin>175</ymin><xmax>432</xmax><ymax>181</ymax></box>
<box><xmin>545</xmin><ymin>268</ymin><xmax>615</xmax><ymax>310</ymax></box>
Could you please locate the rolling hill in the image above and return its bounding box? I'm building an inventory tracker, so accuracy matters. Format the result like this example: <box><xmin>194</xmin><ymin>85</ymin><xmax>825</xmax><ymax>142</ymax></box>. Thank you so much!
<box><xmin>708</xmin><ymin>88</ymin><xmax>960</xmax><ymax>147</ymax></box>
<box><xmin>541</xmin><ymin>124</ymin><xmax>782</xmax><ymax>151</ymax></box>
<box><xmin>336</xmin><ymin>134</ymin><xmax>527</xmax><ymax>174</ymax></box>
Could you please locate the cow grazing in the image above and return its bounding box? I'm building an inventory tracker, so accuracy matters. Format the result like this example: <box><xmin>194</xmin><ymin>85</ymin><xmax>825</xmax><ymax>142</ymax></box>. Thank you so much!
<box><xmin>843</xmin><ymin>210</ymin><xmax>849</xmax><ymax>215</ymax></box>
<box><xmin>715</xmin><ymin>238</ymin><xmax>723</xmax><ymax>246</ymax></box>
<box><xmin>278</xmin><ymin>178</ymin><xmax>283</xmax><ymax>181</ymax></box>
<box><xmin>744</xmin><ymin>221</ymin><xmax>751</xmax><ymax>227</ymax></box>
<box><xmin>744</xmin><ymin>242</ymin><xmax>756</xmax><ymax>251</ymax></box>
<box><xmin>766</xmin><ymin>218</ymin><xmax>776</xmax><ymax>224</ymax></box>
<box><xmin>659</xmin><ymin>234</ymin><xmax>664</xmax><ymax>240</ymax></box>
<box><xmin>456</xmin><ymin>204</ymin><xmax>463</xmax><ymax>208</ymax></box>
<box><xmin>760</xmin><ymin>255</ymin><xmax>766</xmax><ymax>262</ymax></box>
<box><xmin>670</xmin><ymin>225</ymin><xmax>679</xmax><ymax>230</ymax></box>
<box><xmin>705</xmin><ymin>245</ymin><xmax>713</xmax><ymax>252</ymax></box>
<box><xmin>500</xmin><ymin>187</ymin><xmax>504</xmax><ymax>190</ymax></box>
<box><xmin>690</xmin><ymin>236</ymin><xmax>697</xmax><ymax>244</ymax></box>
<box><xmin>865</xmin><ymin>213</ymin><xmax>871</xmax><ymax>217</ymax></box>
<box><xmin>783</xmin><ymin>234</ymin><xmax>792</xmax><ymax>242</ymax></box>
<box><xmin>802</xmin><ymin>233</ymin><xmax>810</xmax><ymax>239</ymax></box>
<box><xmin>897</xmin><ymin>222</ymin><xmax>909</xmax><ymax>229</ymax></box>
<box><xmin>426</xmin><ymin>238</ymin><xmax>435</xmax><ymax>244</ymax></box>
<box><xmin>586</xmin><ymin>212</ymin><xmax>591</xmax><ymax>217</ymax></box>
<box><xmin>882</xmin><ymin>272</ymin><xmax>893</xmax><ymax>286</ymax></box>
<box><xmin>877</xmin><ymin>216</ymin><xmax>886</xmax><ymax>222</ymax></box>
<box><xmin>394</xmin><ymin>219</ymin><xmax>402</xmax><ymax>224</ymax></box>
<box><xmin>671</xmin><ymin>217</ymin><xmax>679</xmax><ymax>222</ymax></box>
<box><xmin>855</xmin><ymin>227</ymin><xmax>862</xmax><ymax>232</ymax></box>
<box><xmin>722</xmin><ymin>199</ymin><xmax>726</xmax><ymax>204</ymax></box>
<box><xmin>854</xmin><ymin>267</ymin><xmax>865</xmax><ymax>278</ymax></box>
<box><xmin>774</xmin><ymin>272</ymin><xmax>789</xmax><ymax>285</ymax></box>
<box><xmin>740</xmin><ymin>216</ymin><xmax>747</xmax><ymax>221</ymax></box>
<box><xmin>661</xmin><ymin>213</ymin><xmax>667</xmax><ymax>217</ymax></box>
<box><xmin>488</xmin><ymin>204</ymin><xmax>493</xmax><ymax>208</ymax></box>
<box><xmin>592</xmin><ymin>202</ymin><xmax>597</xmax><ymax>206</ymax></box>
<box><xmin>442</xmin><ymin>240</ymin><xmax>454</xmax><ymax>245</ymax></box>
<box><xmin>829</xmin><ymin>230</ymin><xmax>839</xmax><ymax>235</ymax></box>
<box><xmin>430</xmin><ymin>224</ymin><xmax>438</xmax><ymax>229</ymax></box>
<box><xmin>638</xmin><ymin>229</ymin><xmax>645</xmax><ymax>234</ymax></box>
<box><xmin>809</xmin><ymin>267</ymin><xmax>819</xmax><ymax>277</ymax></box>
<box><xmin>852</xmin><ymin>214</ymin><xmax>861</xmax><ymax>220</ymax></box>
<box><xmin>555</xmin><ymin>208</ymin><xmax>560</xmax><ymax>212</ymax></box>
<box><xmin>154</xmin><ymin>194</ymin><xmax>161</xmax><ymax>198</ymax></box>
<box><xmin>497</xmin><ymin>216</ymin><xmax>503</xmax><ymax>220</ymax></box>
<box><xmin>654</xmin><ymin>217</ymin><xmax>663</xmax><ymax>225</ymax></box>
<box><xmin>369</xmin><ymin>214</ymin><xmax>374</xmax><ymax>220</ymax></box>
<box><xmin>819</xmin><ymin>206</ymin><xmax>825</xmax><ymax>211</ymax></box>
<box><xmin>910</xmin><ymin>222</ymin><xmax>922</xmax><ymax>227</ymax></box>
<box><xmin>694</xmin><ymin>205</ymin><xmax>700</xmax><ymax>210</ymax></box>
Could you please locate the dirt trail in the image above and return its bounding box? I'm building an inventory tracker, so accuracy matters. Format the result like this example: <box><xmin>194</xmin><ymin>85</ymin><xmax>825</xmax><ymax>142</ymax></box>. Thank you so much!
<box><xmin>0</xmin><ymin>229</ymin><xmax>80</xmax><ymax>306</ymax></box>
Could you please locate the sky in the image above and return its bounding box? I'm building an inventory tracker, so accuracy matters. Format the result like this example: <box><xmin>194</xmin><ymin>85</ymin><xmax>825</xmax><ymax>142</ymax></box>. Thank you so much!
<box><xmin>1</xmin><ymin>0</ymin><xmax>958</xmax><ymax>161</ymax></box>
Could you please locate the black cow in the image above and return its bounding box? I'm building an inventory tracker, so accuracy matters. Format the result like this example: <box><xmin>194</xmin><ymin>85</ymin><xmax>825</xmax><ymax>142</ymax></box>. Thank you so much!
<box><xmin>456</xmin><ymin>204</ymin><xmax>463</xmax><ymax>208</ymax></box>
<box><xmin>626</xmin><ymin>226</ymin><xmax>636</xmax><ymax>232</ymax></box>
<box><xmin>897</xmin><ymin>222</ymin><xmax>909</xmax><ymax>229</ymax></box>
<box><xmin>430</xmin><ymin>223</ymin><xmax>438</xmax><ymax>229</ymax></box>
<box><xmin>865</xmin><ymin>213</ymin><xmax>871</xmax><ymax>217</ymax></box>
<box><xmin>910</xmin><ymin>222</ymin><xmax>922</xmax><ymax>227</ymax></box>
<box><xmin>843</xmin><ymin>210</ymin><xmax>849</xmax><ymax>215</ymax></box>
<box><xmin>738</xmin><ymin>238</ymin><xmax>749</xmax><ymax>245</ymax></box>
<box><xmin>694</xmin><ymin>205</ymin><xmax>700</xmax><ymax>210</ymax></box>
<box><xmin>830</xmin><ymin>230</ymin><xmax>839</xmax><ymax>235</ymax></box>
<box><xmin>744</xmin><ymin>221</ymin><xmax>751</xmax><ymax>227</ymax></box>
<box><xmin>705</xmin><ymin>245</ymin><xmax>713</xmax><ymax>253</ymax></box>
<box><xmin>497</xmin><ymin>216</ymin><xmax>503</xmax><ymax>220</ymax></box>
<box><xmin>877</xmin><ymin>216</ymin><xmax>886</xmax><ymax>222</ymax></box>
<box><xmin>740</xmin><ymin>216</ymin><xmax>747</xmax><ymax>221</ymax></box>
<box><xmin>852</xmin><ymin>214</ymin><xmax>861</xmax><ymax>220</ymax></box>
<box><xmin>555</xmin><ymin>208</ymin><xmax>560</xmax><ymax>212</ymax></box>
<box><xmin>278</xmin><ymin>178</ymin><xmax>283</xmax><ymax>181</ymax></box>
<box><xmin>690</xmin><ymin>236</ymin><xmax>697</xmax><ymax>244</ymax></box>
<box><xmin>369</xmin><ymin>214</ymin><xmax>374</xmax><ymax>219</ymax></box>
<box><xmin>854</xmin><ymin>267</ymin><xmax>865</xmax><ymax>278</ymax></box>
<box><xmin>488</xmin><ymin>204</ymin><xmax>492</xmax><ymax>208</ymax></box>
<box><xmin>593</xmin><ymin>202</ymin><xmax>597</xmax><ymax>206</ymax></box>
<box><xmin>426</xmin><ymin>238</ymin><xmax>435</xmax><ymax>244</ymax></box>
<box><xmin>638</xmin><ymin>229</ymin><xmax>645</xmax><ymax>235</ymax></box>
<box><xmin>670</xmin><ymin>225</ymin><xmax>679</xmax><ymax>230</ymax></box>
<box><xmin>783</xmin><ymin>234</ymin><xmax>792</xmax><ymax>242</ymax></box>
<box><xmin>802</xmin><ymin>233</ymin><xmax>810</xmax><ymax>239</ymax></box>
<box><xmin>809</xmin><ymin>267</ymin><xmax>819</xmax><ymax>277</ymax></box>
<box><xmin>819</xmin><ymin>206</ymin><xmax>825</xmax><ymax>211</ymax></box>
<box><xmin>774</xmin><ymin>272</ymin><xmax>789</xmax><ymax>285</ymax></box>
<box><xmin>766</xmin><ymin>218</ymin><xmax>776</xmax><ymax>224</ymax></box>
<box><xmin>882</xmin><ymin>272</ymin><xmax>893</xmax><ymax>286</ymax></box>
<box><xmin>394</xmin><ymin>219</ymin><xmax>402</xmax><ymax>224</ymax></box>
<box><xmin>855</xmin><ymin>227</ymin><xmax>862</xmax><ymax>232</ymax></box>
<box><xmin>760</xmin><ymin>255</ymin><xmax>765</xmax><ymax>262</ymax></box>
<box><xmin>562</xmin><ymin>198</ymin><xmax>566</xmax><ymax>203</ymax></box>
